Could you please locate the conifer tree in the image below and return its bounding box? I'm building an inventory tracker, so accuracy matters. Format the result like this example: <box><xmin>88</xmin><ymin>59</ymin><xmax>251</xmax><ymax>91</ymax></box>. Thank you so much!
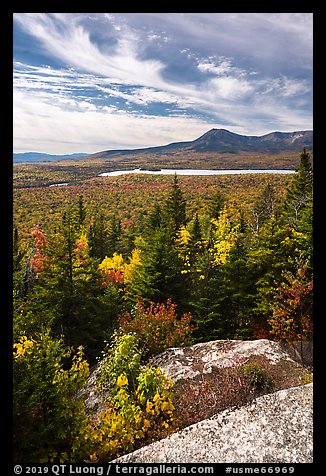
<box><xmin>163</xmin><ymin>173</ymin><xmax>187</xmax><ymax>233</ymax></box>
<box><xmin>13</xmin><ymin>331</ymin><xmax>91</xmax><ymax>463</ymax></box>
<box><xmin>188</xmin><ymin>247</ymin><xmax>218</xmax><ymax>341</ymax></box>
<box><xmin>215</xmin><ymin>223</ymin><xmax>253</xmax><ymax>339</ymax></box>
<box><xmin>207</xmin><ymin>189</ymin><xmax>227</xmax><ymax>220</ymax></box>
<box><xmin>61</xmin><ymin>202</ymin><xmax>80</xmax><ymax>282</ymax></box>
<box><xmin>107</xmin><ymin>215</ymin><xmax>122</xmax><ymax>255</ymax></box>
<box><xmin>128</xmin><ymin>227</ymin><xmax>186</xmax><ymax>308</ymax></box>
<box><xmin>88</xmin><ymin>211</ymin><xmax>110</xmax><ymax>260</ymax></box>
<box><xmin>184</xmin><ymin>212</ymin><xmax>203</xmax><ymax>267</ymax></box>
<box><xmin>77</xmin><ymin>194</ymin><xmax>87</xmax><ymax>227</ymax></box>
<box><xmin>189</xmin><ymin>211</ymin><xmax>251</xmax><ymax>342</ymax></box>
<box><xmin>189</xmin><ymin>212</ymin><xmax>202</xmax><ymax>247</ymax></box>
<box><xmin>42</xmin><ymin>225</ymin><xmax>117</xmax><ymax>361</ymax></box>
<box><xmin>283</xmin><ymin>148</ymin><xmax>313</xmax><ymax>225</ymax></box>
<box><xmin>15</xmin><ymin>202</ymin><xmax>120</xmax><ymax>362</ymax></box>
<box><xmin>146</xmin><ymin>201</ymin><xmax>162</xmax><ymax>232</ymax></box>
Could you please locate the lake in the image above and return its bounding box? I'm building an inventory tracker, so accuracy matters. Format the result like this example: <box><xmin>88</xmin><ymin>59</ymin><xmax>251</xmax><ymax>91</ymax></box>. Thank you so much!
<box><xmin>99</xmin><ymin>168</ymin><xmax>296</xmax><ymax>177</ymax></box>
<box><xmin>49</xmin><ymin>182</ymin><xmax>69</xmax><ymax>187</ymax></box>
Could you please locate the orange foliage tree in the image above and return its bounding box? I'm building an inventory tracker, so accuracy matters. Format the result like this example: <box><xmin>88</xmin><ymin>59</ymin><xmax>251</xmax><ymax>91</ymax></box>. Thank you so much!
<box><xmin>268</xmin><ymin>260</ymin><xmax>313</xmax><ymax>344</ymax></box>
<box><xmin>29</xmin><ymin>224</ymin><xmax>48</xmax><ymax>277</ymax></box>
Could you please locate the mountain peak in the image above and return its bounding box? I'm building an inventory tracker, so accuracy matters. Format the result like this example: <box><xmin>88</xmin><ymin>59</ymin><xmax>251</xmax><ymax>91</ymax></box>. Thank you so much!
<box><xmin>199</xmin><ymin>128</ymin><xmax>240</xmax><ymax>137</ymax></box>
<box><xmin>191</xmin><ymin>128</ymin><xmax>252</xmax><ymax>152</ymax></box>
<box><xmin>187</xmin><ymin>128</ymin><xmax>313</xmax><ymax>153</ymax></box>
<box><xmin>18</xmin><ymin>128</ymin><xmax>312</xmax><ymax>164</ymax></box>
<box><xmin>84</xmin><ymin>128</ymin><xmax>312</xmax><ymax>161</ymax></box>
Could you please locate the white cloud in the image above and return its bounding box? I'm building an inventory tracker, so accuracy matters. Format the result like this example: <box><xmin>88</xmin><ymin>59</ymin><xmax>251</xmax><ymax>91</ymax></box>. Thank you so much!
<box><xmin>13</xmin><ymin>13</ymin><xmax>313</xmax><ymax>153</ymax></box>
<box><xmin>13</xmin><ymin>87</ymin><xmax>215</xmax><ymax>154</ymax></box>
<box><xmin>195</xmin><ymin>57</ymin><xmax>255</xmax><ymax>100</ymax></box>
<box><xmin>13</xmin><ymin>61</ymin><xmax>182</xmax><ymax>109</ymax></box>
<box><xmin>126</xmin><ymin>88</ymin><xmax>181</xmax><ymax>106</ymax></box>
<box><xmin>197</xmin><ymin>59</ymin><xmax>233</xmax><ymax>75</ymax></box>
<box><xmin>209</xmin><ymin>76</ymin><xmax>254</xmax><ymax>100</ymax></box>
<box><xmin>13</xmin><ymin>62</ymin><xmax>312</xmax><ymax>154</ymax></box>
<box><xmin>14</xmin><ymin>78</ymin><xmax>312</xmax><ymax>155</ymax></box>
<box><xmin>262</xmin><ymin>76</ymin><xmax>310</xmax><ymax>98</ymax></box>
<box><xmin>13</xmin><ymin>13</ymin><xmax>165</xmax><ymax>88</ymax></box>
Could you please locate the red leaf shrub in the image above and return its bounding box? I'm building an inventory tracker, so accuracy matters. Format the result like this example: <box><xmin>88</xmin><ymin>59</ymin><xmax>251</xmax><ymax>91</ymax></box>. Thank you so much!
<box><xmin>118</xmin><ymin>298</ymin><xmax>194</xmax><ymax>359</ymax></box>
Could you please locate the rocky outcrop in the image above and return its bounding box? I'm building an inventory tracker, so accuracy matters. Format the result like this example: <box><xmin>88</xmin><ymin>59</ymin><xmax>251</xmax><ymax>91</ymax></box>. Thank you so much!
<box><xmin>83</xmin><ymin>339</ymin><xmax>311</xmax><ymax>418</ymax></box>
<box><xmin>79</xmin><ymin>366</ymin><xmax>110</xmax><ymax>419</ymax></box>
<box><xmin>279</xmin><ymin>340</ymin><xmax>313</xmax><ymax>368</ymax></box>
<box><xmin>150</xmin><ymin>338</ymin><xmax>311</xmax><ymax>383</ymax></box>
<box><xmin>81</xmin><ymin>338</ymin><xmax>313</xmax><ymax>463</ymax></box>
<box><xmin>113</xmin><ymin>383</ymin><xmax>313</xmax><ymax>463</ymax></box>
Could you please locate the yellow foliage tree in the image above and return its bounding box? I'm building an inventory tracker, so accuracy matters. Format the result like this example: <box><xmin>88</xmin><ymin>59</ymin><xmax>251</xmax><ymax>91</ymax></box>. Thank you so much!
<box><xmin>210</xmin><ymin>209</ymin><xmax>237</xmax><ymax>266</ymax></box>
<box><xmin>175</xmin><ymin>226</ymin><xmax>192</xmax><ymax>272</ymax></box>
<box><xmin>124</xmin><ymin>248</ymin><xmax>142</xmax><ymax>283</ymax></box>
<box><xmin>98</xmin><ymin>249</ymin><xmax>142</xmax><ymax>287</ymax></box>
<box><xmin>99</xmin><ymin>252</ymin><xmax>125</xmax><ymax>273</ymax></box>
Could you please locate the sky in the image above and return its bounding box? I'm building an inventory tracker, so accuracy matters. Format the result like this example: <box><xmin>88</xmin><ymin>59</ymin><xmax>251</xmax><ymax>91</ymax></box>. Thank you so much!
<box><xmin>13</xmin><ymin>13</ymin><xmax>313</xmax><ymax>155</ymax></box>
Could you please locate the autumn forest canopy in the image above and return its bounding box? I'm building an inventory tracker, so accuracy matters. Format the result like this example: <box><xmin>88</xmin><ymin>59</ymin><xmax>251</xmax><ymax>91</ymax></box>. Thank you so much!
<box><xmin>13</xmin><ymin>149</ymin><xmax>313</xmax><ymax>463</ymax></box>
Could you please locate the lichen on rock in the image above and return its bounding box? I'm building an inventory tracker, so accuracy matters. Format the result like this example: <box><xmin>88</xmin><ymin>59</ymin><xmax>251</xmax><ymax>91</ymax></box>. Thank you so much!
<box><xmin>150</xmin><ymin>338</ymin><xmax>310</xmax><ymax>383</ymax></box>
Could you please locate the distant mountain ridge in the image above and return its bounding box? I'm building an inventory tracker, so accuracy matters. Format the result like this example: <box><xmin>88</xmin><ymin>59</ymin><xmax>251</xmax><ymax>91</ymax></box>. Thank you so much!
<box><xmin>14</xmin><ymin>129</ymin><xmax>313</xmax><ymax>164</ymax></box>
<box><xmin>13</xmin><ymin>152</ymin><xmax>88</xmax><ymax>163</ymax></box>
<box><xmin>87</xmin><ymin>129</ymin><xmax>313</xmax><ymax>159</ymax></box>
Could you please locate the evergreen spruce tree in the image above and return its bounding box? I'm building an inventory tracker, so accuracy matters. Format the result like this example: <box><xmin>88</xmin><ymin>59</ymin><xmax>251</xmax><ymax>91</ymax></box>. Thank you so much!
<box><xmin>61</xmin><ymin>202</ymin><xmax>80</xmax><ymax>282</ymax></box>
<box><xmin>245</xmin><ymin>211</ymin><xmax>313</xmax><ymax>337</ymax></box>
<box><xmin>77</xmin><ymin>194</ymin><xmax>87</xmax><ymax>227</ymax></box>
<box><xmin>187</xmin><ymin>212</ymin><xmax>203</xmax><ymax>267</ymax></box>
<box><xmin>128</xmin><ymin>226</ymin><xmax>186</xmax><ymax>308</ymax></box>
<box><xmin>188</xmin><ymin>247</ymin><xmax>218</xmax><ymax>341</ymax></box>
<box><xmin>190</xmin><ymin>212</ymin><xmax>253</xmax><ymax>342</ymax></box>
<box><xmin>107</xmin><ymin>215</ymin><xmax>122</xmax><ymax>255</ymax></box>
<box><xmin>16</xmin><ymin>201</ymin><xmax>120</xmax><ymax>362</ymax></box>
<box><xmin>42</xmin><ymin>224</ymin><xmax>118</xmax><ymax>361</ymax></box>
<box><xmin>216</xmin><ymin>223</ymin><xmax>254</xmax><ymax>339</ymax></box>
<box><xmin>88</xmin><ymin>211</ymin><xmax>110</xmax><ymax>260</ymax></box>
<box><xmin>283</xmin><ymin>148</ymin><xmax>313</xmax><ymax>226</ymax></box>
<box><xmin>296</xmin><ymin>194</ymin><xmax>313</xmax><ymax>271</ymax></box>
<box><xmin>146</xmin><ymin>200</ymin><xmax>162</xmax><ymax>232</ymax></box>
<box><xmin>163</xmin><ymin>173</ymin><xmax>187</xmax><ymax>233</ymax></box>
<box><xmin>189</xmin><ymin>212</ymin><xmax>202</xmax><ymax>244</ymax></box>
<box><xmin>13</xmin><ymin>331</ymin><xmax>91</xmax><ymax>463</ymax></box>
<box><xmin>207</xmin><ymin>189</ymin><xmax>227</xmax><ymax>220</ymax></box>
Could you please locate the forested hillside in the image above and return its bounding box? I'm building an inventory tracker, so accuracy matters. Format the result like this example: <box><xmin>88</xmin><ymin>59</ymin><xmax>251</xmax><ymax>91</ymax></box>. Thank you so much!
<box><xmin>13</xmin><ymin>149</ymin><xmax>313</xmax><ymax>463</ymax></box>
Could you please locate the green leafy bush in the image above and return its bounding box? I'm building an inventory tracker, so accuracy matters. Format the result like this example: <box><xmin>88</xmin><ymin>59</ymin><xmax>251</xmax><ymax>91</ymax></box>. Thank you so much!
<box><xmin>238</xmin><ymin>359</ymin><xmax>274</xmax><ymax>393</ymax></box>
<box><xmin>13</xmin><ymin>331</ymin><xmax>91</xmax><ymax>463</ymax></box>
<box><xmin>97</xmin><ymin>332</ymin><xmax>142</xmax><ymax>394</ymax></box>
<box><xmin>90</xmin><ymin>332</ymin><xmax>175</xmax><ymax>461</ymax></box>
